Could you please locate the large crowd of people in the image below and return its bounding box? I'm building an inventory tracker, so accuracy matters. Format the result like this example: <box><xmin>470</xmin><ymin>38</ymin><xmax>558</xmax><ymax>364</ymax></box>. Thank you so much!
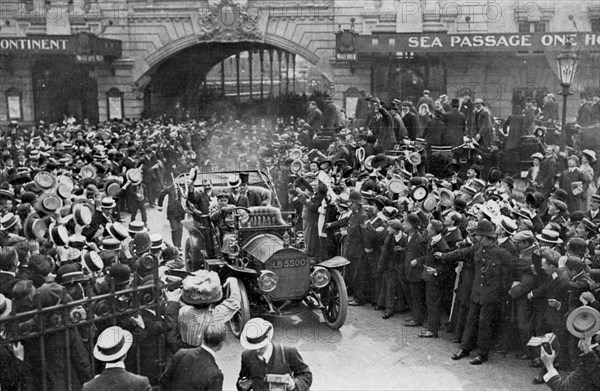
<box><xmin>1</xmin><ymin>88</ymin><xmax>600</xmax><ymax>391</ymax></box>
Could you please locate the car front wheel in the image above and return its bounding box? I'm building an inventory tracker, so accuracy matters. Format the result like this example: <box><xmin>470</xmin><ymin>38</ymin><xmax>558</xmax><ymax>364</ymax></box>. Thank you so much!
<box><xmin>320</xmin><ymin>269</ymin><xmax>348</xmax><ymax>330</ymax></box>
<box><xmin>228</xmin><ymin>279</ymin><xmax>251</xmax><ymax>338</ymax></box>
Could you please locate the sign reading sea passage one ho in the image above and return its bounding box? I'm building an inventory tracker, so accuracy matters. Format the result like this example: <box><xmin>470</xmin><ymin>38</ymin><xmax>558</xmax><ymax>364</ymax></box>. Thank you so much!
<box><xmin>354</xmin><ymin>32</ymin><xmax>600</xmax><ymax>53</ymax></box>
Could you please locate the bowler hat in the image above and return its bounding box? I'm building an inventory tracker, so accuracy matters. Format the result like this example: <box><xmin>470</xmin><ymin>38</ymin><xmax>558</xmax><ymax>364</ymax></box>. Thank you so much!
<box><xmin>473</xmin><ymin>220</ymin><xmax>497</xmax><ymax>237</ymax></box>
<box><xmin>406</xmin><ymin>213</ymin><xmax>421</xmax><ymax>229</ymax></box>
<box><xmin>347</xmin><ymin>191</ymin><xmax>364</xmax><ymax>204</ymax></box>
<box><xmin>107</xmin><ymin>263</ymin><xmax>132</xmax><ymax>289</ymax></box>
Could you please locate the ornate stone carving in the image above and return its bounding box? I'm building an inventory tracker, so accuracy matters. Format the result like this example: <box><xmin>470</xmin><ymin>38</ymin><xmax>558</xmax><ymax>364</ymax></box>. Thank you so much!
<box><xmin>197</xmin><ymin>0</ymin><xmax>262</xmax><ymax>42</ymax></box>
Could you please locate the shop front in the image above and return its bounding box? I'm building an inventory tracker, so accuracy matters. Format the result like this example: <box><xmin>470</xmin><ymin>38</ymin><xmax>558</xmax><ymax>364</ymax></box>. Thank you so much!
<box><xmin>0</xmin><ymin>33</ymin><xmax>122</xmax><ymax>125</ymax></box>
<box><xmin>335</xmin><ymin>30</ymin><xmax>600</xmax><ymax>119</ymax></box>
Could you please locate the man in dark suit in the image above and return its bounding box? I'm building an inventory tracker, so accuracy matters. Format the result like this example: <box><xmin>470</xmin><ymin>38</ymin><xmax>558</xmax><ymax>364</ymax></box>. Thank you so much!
<box><xmin>401</xmin><ymin>101</ymin><xmax>421</xmax><ymax>140</ymax></box>
<box><xmin>367</xmin><ymin>98</ymin><xmax>396</xmax><ymax>151</ymax></box>
<box><xmin>0</xmin><ymin>248</ymin><xmax>19</xmax><ymax>299</ymax></box>
<box><xmin>403</xmin><ymin>213</ymin><xmax>427</xmax><ymax>327</ymax></box>
<box><xmin>558</xmin><ymin>155</ymin><xmax>588</xmax><ymax>212</ymax></box>
<box><xmin>305</xmin><ymin>101</ymin><xmax>322</xmax><ymax>132</ymax></box>
<box><xmin>590</xmin><ymin>95</ymin><xmax>600</xmax><ymax>124</ymax></box>
<box><xmin>237</xmin><ymin>318</ymin><xmax>312</xmax><ymax>391</ymax></box>
<box><xmin>467</xmin><ymin>99</ymin><xmax>493</xmax><ymax>150</ymax></box>
<box><xmin>83</xmin><ymin>197</ymin><xmax>116</xmax><ymax>241</ymax></box>
<box><xmin>537</xmin><ymin>145</ymin><xmax>558</xmax><ymax>197</ymax></box>
<box><xmin>160</xmin><ymin>322</ymin><xmax>226</xmax><ymax>391</ymax></box>
<box><xmin>576</xmin><ymin>97</ymin><xmax>592</xmax><ymax>126</ymax></box>
<box><xmin>227</xmin><ymin>177</ymin><xmax>251</xmax><ymax>208</ymax></box>
<box><xmin>443</xmin><ymin>99</ymin><xmax>466</xmax><ymax>146</ymax></box>
<box><xmin>585</xmin><ymin>194</ymin><xmax>600</xmax><ymax>222</ymax></box>
<box><xmin>438</xmin><ymin>220</ymin><xmax>516</xmax><ymax>365</ymax></box>
<box><xmin>83</xmin><ymin>326</ymin><xmax>151</xmax><ymax>391</ymax></box>
<box><xmin>417</xmin><ymin>89</ymin><xmax>435</xmax><ymax>112</ymax></box>
<box><xmin>188</xmin><ymin>179</ymin><xmax>217</xmax><ymax>215</ymax></box>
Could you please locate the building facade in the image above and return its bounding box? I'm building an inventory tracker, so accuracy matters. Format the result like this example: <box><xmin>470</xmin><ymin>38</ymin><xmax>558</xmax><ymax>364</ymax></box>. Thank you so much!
<box><xmin>1</xmin><ymin>0</ymin><xmax>599</xmax><ymax>125</ymax></box>
<box><xmin>332</xmin><ymin>0</ymin><xmax>600</xmax><ymax>119</ymax></box>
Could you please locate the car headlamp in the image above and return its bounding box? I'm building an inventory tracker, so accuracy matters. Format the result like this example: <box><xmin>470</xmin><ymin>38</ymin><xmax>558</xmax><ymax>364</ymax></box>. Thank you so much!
<box><xmin>310</xmin><ymin>267</ymin><xmax>330</xmax><ymax>289</ymax></box>
<box><xmin>258</xmin><ymin>270</ymin><xmax>278</xmax><ymax>293</ymax></box>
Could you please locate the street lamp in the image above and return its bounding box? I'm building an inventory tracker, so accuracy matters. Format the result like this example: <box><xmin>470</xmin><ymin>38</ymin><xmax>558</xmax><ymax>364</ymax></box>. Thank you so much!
<box><xmin>556</xmin><ymin>40</ymin><xmax>579</xmax><ymax>131</ymax></box>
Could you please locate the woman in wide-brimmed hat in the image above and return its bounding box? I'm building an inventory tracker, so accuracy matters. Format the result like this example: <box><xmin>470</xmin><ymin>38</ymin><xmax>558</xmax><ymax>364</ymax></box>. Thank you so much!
<box><xmin>169</xmin><ymin>271</ymin><xmax>242</xmax><ymax>350</ymax></box>
<box><xmin>580</xmin><ymin>149</ymin><xmax>597</xmax><ymax>210</ymax></box>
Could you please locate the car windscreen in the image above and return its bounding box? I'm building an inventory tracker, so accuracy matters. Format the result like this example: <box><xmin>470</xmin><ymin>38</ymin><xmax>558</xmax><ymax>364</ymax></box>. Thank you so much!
<box><xmin>193</xmin><ymin>171</ymin><xmax>268</xmax><ymax>188</ymax></box>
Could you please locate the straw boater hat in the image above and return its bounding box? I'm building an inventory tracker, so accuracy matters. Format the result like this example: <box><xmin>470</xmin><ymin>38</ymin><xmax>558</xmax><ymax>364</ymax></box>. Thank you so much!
<box><xmin>106</xmin><ymin>222</ymin><xmax>128</xmax><ymax>242</ymax></box>
<box><xmin>240</xmin><ymin>317</ymin><xmax>274</xmax><ymax>350</ymax></box>
<box><xmin>49</xmin><ymin>223</ymin><xmax>69</xmax><ymax>246</ymax></box>
<box><xmin>535</xmin><ymin>229</ymin><xmax>563</xmax><ymax>244</ymax></box>
<box><xmin>126</xmin><ymin>168</ymin><xmax>143</xmax><ymax>185</ymax></box>
<box><xmin>37</xmin><ymin>193</ymin><xmax>63</xmax><ymax>215</ymax></box>
<box><xmin>227</xmin><ymin>175</ymin><xmax>242</xmax><ymax>189</ymax></box>
<box><xmin>566</xmin><ymin>306</ymin><xmax>600</xmax><ymax>338</ymax></box>
<box><xmin>128</xmin><ymin>221</ymin><xmax>147</xmax><ymax>237</ymax></box>
<box><xmin>93</xmin><ymin>326</ymin><xmax>133</xmax><ymax>362</ymax></box>
<box><xmin>0</xmin><ymin>213</ymin><xmax>20</xmax><ymax>231</ymax></box>
<box><xmin>73</xmin><ymin>204</ymin><xmax>93</xmax><ymax>226</ymax></box>
<box><xmin>23</xmin><ymin>214</ymin><xmax>47</xmax><ymax>241</ymax></box>
<box><xmin>0</xmin><ymin>294</ymin><xmax>12</xmax><ymax>318</ymax></box>
<box><xmin>82</xmin><ymin>250</ymin><xmax>103</xmax><ymax>273</ymax></box>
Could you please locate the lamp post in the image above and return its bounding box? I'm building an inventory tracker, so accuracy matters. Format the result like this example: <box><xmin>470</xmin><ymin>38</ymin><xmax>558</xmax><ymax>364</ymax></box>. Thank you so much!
<box><xmin>556</xmin><ymin>40</ymin><xmax>579</xmax><ymax>131</ymax></box>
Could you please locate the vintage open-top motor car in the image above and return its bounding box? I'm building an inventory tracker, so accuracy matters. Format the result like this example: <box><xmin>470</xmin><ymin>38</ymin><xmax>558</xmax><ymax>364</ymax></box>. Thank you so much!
<box><xmin>175</xmin><ymin>169</ymin><xmax>349</xmax><ymax>336</ymax></box>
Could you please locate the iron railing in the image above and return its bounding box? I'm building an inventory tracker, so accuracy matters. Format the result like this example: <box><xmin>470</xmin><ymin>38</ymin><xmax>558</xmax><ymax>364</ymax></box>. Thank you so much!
<box><xmin>0</xmin><ymin>269</ymin><xmax>165</xmax><ymax>391</ymax></box>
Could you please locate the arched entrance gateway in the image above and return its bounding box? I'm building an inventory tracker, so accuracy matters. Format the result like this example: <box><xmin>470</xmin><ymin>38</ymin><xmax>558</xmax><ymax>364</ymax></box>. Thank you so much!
<box><xmin>142</xmin><ymin>42</ymin><xmax>320</xmax><ymax>120</ymax></box>
<box><xmin>133</xmin><ymin>0</ymin><xmax>334</xmax><ymax>120</ymax></box>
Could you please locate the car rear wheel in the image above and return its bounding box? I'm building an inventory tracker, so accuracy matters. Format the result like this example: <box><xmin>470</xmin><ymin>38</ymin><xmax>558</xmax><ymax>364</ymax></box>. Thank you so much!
<box><xmin>320</xmin><ymin>269</ymin><xmax>347</xmax><ymax>330</ymax></box>
<box><xmin>185</xmin><ymin>238</ymin><xmax>205</xmax><ymax>272</ymax></box>
<box><xmin>228</xmin><ymin>279</ymin><xmax>251</xmax><ymax>338</ymax></box>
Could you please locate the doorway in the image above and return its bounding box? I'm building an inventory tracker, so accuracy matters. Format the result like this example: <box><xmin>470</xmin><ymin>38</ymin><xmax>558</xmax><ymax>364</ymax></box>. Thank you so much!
<box><xmin>33</xmin><ymin>58</ymin><xmax>98</xmax><ymax>124</ymax></box>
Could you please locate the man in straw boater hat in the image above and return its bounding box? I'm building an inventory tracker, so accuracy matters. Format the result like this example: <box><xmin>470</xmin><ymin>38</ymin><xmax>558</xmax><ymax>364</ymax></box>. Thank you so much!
<box><xmin>82</xmin><ymin>197</ymin><xmax>117</xmax><ymax>242</ymax></box>
<box><xmin>164</xmin><ymin>270</ymin><xmax>242</xmax><ymax>351</ymax></box>
<box><xmin>539</xmin><ymin>305</ymin><xmax>600</xmax><ymax>390</ymax></box>
<box><xmin>83</xmin><ymin>326</ymin><xmax>151</xmax><ymax>391</ymax></box>
<box><xmin>436</xmin><ymin>219</ymin><xmax>517</xmax><ymax>365</ymax></box>
<box><xmin>237</xmin><ymin>317</ymin><xmax>312</xmax><ymax>391</ymax></box>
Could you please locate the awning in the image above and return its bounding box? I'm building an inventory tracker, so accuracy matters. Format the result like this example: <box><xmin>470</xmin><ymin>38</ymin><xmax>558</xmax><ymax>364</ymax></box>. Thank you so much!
<box><xmin>0</xmin><ymin>33</ymin><xmax>122</xmax><ymax>58</ymax></box>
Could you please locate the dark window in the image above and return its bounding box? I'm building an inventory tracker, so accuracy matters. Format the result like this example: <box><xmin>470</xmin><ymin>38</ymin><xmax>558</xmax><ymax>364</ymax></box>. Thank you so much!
<box><xmin>518</xmin><ymin>22</ymin><xmax>531</xmax><ymax>33</ymax></box>
<box><xmin>534</xmin><ymin>22</ymin><xmax>547</xmax><ymax>32</ymax></box>
<box><xmin>592</xmin><ymin>19</ymin><xmax>600</xmax><ymax>32</ymax></box>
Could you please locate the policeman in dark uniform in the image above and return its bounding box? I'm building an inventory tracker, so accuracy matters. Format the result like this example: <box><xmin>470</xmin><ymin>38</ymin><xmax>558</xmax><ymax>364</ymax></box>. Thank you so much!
<box><xmin>437</xmin><ymin>220</ymin><xmax>516</xmax><ymax>365</ymax></box>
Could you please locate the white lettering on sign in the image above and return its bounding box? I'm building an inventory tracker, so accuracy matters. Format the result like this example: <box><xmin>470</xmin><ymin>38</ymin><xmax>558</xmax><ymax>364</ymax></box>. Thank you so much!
<box><xmin>584</xmin><ymin>34</ymin><xmax>600</xmax><ymax>46</ymax></box>
<box><xmin>0</xmin><ymin>38</ymin><xmax>68</xmax><ymax>51</ymax></box>
<box><xmin>271</xmin><ymin>258</ymin><xmax>308</xmax><ymax>269</ymax></box>
<box><xmin>336</xmin><ymin>53</ymin><xmax>356</xmax><ymax>61</ymax></box>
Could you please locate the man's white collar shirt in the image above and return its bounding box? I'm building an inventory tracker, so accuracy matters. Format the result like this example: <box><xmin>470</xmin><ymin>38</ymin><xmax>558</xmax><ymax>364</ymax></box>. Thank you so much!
<box><xmin>258</xmin><ymin>343</ymin><xmax>274</xmax><ymax>364</ymax></box>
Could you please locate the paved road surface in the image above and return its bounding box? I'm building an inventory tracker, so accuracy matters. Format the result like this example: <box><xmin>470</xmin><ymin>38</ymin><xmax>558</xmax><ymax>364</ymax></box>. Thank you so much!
<box><xmin>142</xmin><ymin>207</ymin><xmax>542</xmax><ymax>391</ymax></box>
